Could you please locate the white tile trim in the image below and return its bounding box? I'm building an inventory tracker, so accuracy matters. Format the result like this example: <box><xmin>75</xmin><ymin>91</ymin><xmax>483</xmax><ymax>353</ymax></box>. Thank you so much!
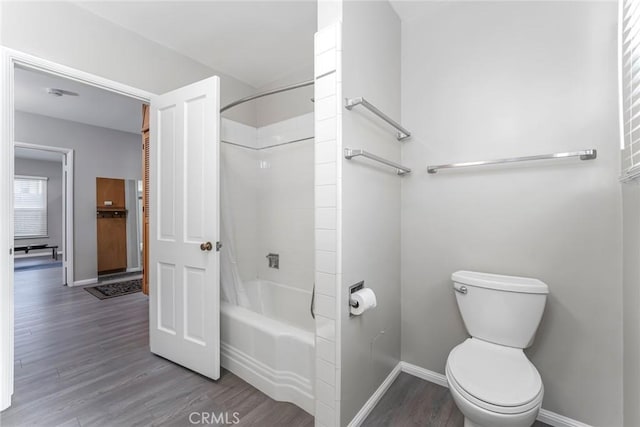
<box><xmin>398</xmin><ymin>362</ymin><xmax>594</xmax><ymax>427</ymax></box>
<box><xmin>347</xmin><ymin>362</ymin><xmax>402</xmax><ymax>427</ymax></box>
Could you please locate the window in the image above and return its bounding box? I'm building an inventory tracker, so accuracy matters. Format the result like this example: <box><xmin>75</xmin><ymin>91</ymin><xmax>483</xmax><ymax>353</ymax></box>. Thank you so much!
<box><xmin>14</xmin><ymin>176</ymin><xmax>48</xmax><ymax>238</ymax></box>
<box><xmin>621</xmin><ymin>0</ymin><xmax>640</xmax><ymax>181</ymax></box>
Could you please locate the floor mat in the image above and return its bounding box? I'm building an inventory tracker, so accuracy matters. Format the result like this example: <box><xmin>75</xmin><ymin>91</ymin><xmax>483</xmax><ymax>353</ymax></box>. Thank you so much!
<box><xmin>84</xmin><ymin>278</ymin><xmax>142</xmax><ymax>300</ymax></box>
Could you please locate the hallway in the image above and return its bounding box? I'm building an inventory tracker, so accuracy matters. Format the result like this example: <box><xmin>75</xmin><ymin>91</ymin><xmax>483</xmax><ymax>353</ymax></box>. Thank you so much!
<box><xmin>0</xmin><ymin>267</ymin><xmax>313</xmax><ymax>426</ymax></box>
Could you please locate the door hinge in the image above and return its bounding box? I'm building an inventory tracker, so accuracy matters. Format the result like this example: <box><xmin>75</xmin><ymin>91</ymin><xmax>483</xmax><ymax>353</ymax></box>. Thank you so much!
<box><xmin>216</xmin><ymin>241</ymin><xmax>222</xmax><ymax>252</ymax></box>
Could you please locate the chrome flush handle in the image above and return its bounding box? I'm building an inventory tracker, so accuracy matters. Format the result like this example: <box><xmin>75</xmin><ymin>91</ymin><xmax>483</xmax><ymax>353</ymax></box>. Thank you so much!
<box><xmin>455</xmin><ymin>285</ymin><xmax>468</xmax><ymax>295</ymax></box>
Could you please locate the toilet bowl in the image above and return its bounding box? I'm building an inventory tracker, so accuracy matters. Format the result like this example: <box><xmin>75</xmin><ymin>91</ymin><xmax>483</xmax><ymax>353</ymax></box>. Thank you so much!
<box><xmin>446</xmin><ymin>338</ymin><xmax>543</xmax><ymax>427</ymax></box>
<box><xmin>446</xmin><ymin>271</ymin><xmax>549</xmax><ymax>427</ymax></box>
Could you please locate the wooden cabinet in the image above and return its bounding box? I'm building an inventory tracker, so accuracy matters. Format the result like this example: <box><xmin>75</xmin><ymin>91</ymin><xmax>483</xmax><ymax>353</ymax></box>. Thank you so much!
<box><xmin>97</xmin><ymin>211</ymin><xmax>127</xmax><ymax>274</ymax></box>
<box><xmin>96</xmin><ymin>177</ymin><xmax>126</xmax><ymax>209</ymax></box>
<box><xmin>96</xmin><ymin>178</ymin><xmax>127</xmax><ymax>274</ymax></box>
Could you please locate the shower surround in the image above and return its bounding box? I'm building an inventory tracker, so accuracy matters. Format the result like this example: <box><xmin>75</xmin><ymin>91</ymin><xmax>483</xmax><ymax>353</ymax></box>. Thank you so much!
<box><xmin>219</xmin><ymin>113</ymin><xmax>315</xmax><ymax>413</ymax></box>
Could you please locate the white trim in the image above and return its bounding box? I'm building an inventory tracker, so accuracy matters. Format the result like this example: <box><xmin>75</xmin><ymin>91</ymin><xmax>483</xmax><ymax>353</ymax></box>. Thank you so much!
<box><xmin>347</xmin><ymin>363</ymin><xmax>402</xmax><ymax>427</ymax></box>
<box><xmin>537</xmin><ymin>409</ymin><xmax>593</xmax><ymax>427</ymax></box>
<box><xmin>220</xmin><ymin>342</ymin><xmax>315</xmax><ymax>415</ymax></box>
<box><xmin>618</xmin><ymin>0</ymin><xmax>625</xmax><ymax>150</ymax></box>
<box><xmin>0</xmin><ymin>46</ymin><xmax>15</xmax><ymax>412</ymax></box>
<box><xmin>3</xmin><ymin>47</ymin><xmax>153</xmax><ymax>102</ymax></box>
<box><xmin>398</xmin><ymin>362</ymin><xmax>593</xmax><ymax>427</ymax></box>
<box><xmin>400</xmin><ymin>361</ymin><xmax>448</xmax><ymax>387</ymax></box>
<box><xmin>14</xmin><ymin>175</ymin><xmax>48</xmax><ymax>181</ymax></box>
<box><xmin>126</xmin><ymin>267</ymin><xmax>143</xmax><ymax>273</ymax></box>
<box><xmin>72</xmin><ymin>278</ymin><xmax>98</xmax><ymax>287</ymax></box>
<box><xmin>1</xmin><ymin>47</ymin><xmax>154</xmax><ymax>410</ymax></box>
<box><xmin>14</xmin><ymin>141</ymin><xmax>74</xmax><ymax>287</ymax></box>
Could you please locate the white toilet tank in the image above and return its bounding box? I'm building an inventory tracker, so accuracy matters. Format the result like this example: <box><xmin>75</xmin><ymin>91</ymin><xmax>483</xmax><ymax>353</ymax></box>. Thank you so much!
<box><xmin>452</xmin><ymin>271</ymin><xmax>549</xmax><ymax>349</ymax></box>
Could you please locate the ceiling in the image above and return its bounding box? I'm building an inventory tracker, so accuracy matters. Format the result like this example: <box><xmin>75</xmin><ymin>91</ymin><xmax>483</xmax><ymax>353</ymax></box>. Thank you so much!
<box><xmin>14</xmin><ymin>66</ymin><xmax>144</xmax><ymax>134</ymax></box>
<box><xmin>74</xmin><ymin>1</ymin><xmax>317</xmax><ymax>89</ymax></box>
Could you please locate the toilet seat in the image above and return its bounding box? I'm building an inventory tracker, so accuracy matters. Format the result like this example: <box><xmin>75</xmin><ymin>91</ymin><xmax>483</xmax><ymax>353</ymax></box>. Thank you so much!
<box><xmin>446</xmin><ymin>338</ymin><xmax>543</xmax><ymax>415</ymax></box>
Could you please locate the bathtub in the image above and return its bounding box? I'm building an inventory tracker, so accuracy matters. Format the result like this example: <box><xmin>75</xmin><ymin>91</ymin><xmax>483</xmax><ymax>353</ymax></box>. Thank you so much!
<box><xmin>220</xmin><ymin>279</ymin><xmax>315</xmax><ymax>414</ymax></box>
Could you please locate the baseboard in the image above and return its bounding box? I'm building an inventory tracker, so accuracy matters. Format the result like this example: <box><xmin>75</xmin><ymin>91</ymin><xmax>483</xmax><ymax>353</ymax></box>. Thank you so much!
<box><xmin>126</xmin><ymin>267</ymin><xmax>142</xmax><ymax>273</ymax></box>
<box><xmin>537</xmin><ymin>409</ymin><xmax>593</xmax><ymax>427</ymax></box>
<box><xmin>72</xmin><ymin>278</ymin><xmax>98</xmax><ymax>287</ymax></box>
<box><xmin>393</xmin><ymin>362</ymin><xmax>592</xmax><ymax>427</ymax></box>
<box><xmin>399</xmin><ymin>361</ymin><xmax>448</xmax><ymax>387</ymax></box>
<box><xmin>347</xmin><ymin>362</ymin><xmax>403</xmax><ymax>427</ymax></box>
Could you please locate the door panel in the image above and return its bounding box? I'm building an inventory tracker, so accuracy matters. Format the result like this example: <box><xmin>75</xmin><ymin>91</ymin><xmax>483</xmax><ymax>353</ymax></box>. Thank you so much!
<box><xmin>149</xmin><ymin>76</ymin><xmax>220</xmax><ymax>379</ymax></box>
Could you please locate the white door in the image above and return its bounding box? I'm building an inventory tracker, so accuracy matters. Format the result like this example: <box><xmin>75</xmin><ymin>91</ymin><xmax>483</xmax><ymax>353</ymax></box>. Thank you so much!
<box><xmin>149</xmin><ymin>76</ymin><xmax>220</xmax><ymax>379</ymax></box>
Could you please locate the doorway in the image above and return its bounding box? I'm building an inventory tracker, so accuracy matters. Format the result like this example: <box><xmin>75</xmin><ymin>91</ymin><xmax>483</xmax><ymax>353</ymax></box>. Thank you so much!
<box><xmin>1</xmin><ymin>48</ymin><xmax>225</xmax><ymax>414</ymax></box>
<box><xmin>13</xmin><ymin>143</ymin><xmax>73</xmax><ymax>287</ymax></box>
<box><xmin>0</xmin><ymin>49</ymin><xmax>153</xmax><ymax>411</ymax></box>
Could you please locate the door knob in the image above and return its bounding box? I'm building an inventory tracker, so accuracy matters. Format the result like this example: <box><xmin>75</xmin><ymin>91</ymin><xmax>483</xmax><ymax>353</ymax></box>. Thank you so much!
<box><xmin>200</xmin><ymin>242</ymin><xmax>213</xmax><ymax>251</ymax></box>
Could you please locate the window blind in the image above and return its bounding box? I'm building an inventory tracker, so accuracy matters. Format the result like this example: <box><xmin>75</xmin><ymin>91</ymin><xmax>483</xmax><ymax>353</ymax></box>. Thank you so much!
<box><xmin>621</xmin><ymin>0</ymin><xmax>640</xmax><ymax>181</ymax></box>
<box><xmin>14</xmin><ymin>176</ymin><xmax>48</xmax><ymax>238</ymax></box>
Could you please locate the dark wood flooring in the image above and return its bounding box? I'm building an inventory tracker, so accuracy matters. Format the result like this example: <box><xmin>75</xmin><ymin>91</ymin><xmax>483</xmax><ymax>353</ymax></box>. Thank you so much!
<box><xmin>362</xmin><ymin>372</ymin><xmax>550</xmax><ymax>427</ymax></box>
<box><xmin>0</xmin><ymin>267</ymin><xmax>314</xmax><ymax>427</ymax></box>
<box><xmin>2</xmin><ymin>264</ymin><xmax>552</xmax><ymax>427</ymax></box>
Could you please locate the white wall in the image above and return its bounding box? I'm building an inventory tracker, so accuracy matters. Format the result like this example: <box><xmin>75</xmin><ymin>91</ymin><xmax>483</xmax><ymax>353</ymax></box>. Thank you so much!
<box><xmin>221</xmin><ymin>115</ymin><xmax>314</xmax><ymax>291</ymax></box>
<box><xmin>13</xmin><ymin>158</ymin><xmax>63</xmax><ymax>252</ymax></box>
<box><xmin>400</xmin><ymin>2</ymin><xmax>622</xmax><ymax>425</ymax></box>
<box><xmin>15</xmin><ymin>112</ymin><xmax>142</xmax><ymax>283</ymax></box>
<box><xmin>0</xmin><ymin>1</ymin><xmax>257</xmax><ymax>126</ymax></box>
<box><xmin>257</xmin><ymin>114</ymin><xmax>315</xmax><ymax>290</ymax></box>
<box><xmin>340</xmin><ymin>2</ymin><xmax>402</xmax><ymax>425</ymax></box>
<box><xmin>254</xmin><ymin>65</ymin><xmax>315</xmax><ymax>128</ymax></box>
<box><xmin>623</xmin><ymin>183</ymin><xmax>640</xmax><ymax>427</ymax></box>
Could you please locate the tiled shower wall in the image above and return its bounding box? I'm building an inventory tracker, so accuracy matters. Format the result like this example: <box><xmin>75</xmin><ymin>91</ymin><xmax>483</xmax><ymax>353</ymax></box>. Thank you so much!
<box><xmin>313</xmin><ymin>21</ymin><xmax>343</xmax><ymax>427</ymax></box>
<box><xmin>221</xmin><ymin>115</ymin><xmax>314</xmax><ymax>293</ymax></box>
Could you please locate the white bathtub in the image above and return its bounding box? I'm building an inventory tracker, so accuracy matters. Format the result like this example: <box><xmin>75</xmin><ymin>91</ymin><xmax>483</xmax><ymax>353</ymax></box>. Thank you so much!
<box><xmin>220</xmin><ymin>279</ymin><xmax>315</xmax><ymax>414</ymax></box>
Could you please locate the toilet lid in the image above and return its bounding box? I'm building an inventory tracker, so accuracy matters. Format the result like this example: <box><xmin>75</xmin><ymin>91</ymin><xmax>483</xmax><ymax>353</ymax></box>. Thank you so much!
<box><xmin>447</xmin><ymin>338</ymin><xmax>542</xmax><ymax>408</ymax></box>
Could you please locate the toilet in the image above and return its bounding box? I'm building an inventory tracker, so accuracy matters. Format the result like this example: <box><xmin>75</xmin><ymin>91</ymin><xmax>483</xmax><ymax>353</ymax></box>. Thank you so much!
<box><xmin>446</xmin><ymin>271</ymin><xmax>549</xmax><ymax>427</ymax></box>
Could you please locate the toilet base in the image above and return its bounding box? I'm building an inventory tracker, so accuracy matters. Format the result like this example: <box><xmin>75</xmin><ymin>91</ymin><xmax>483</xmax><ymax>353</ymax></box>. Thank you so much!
<box><xmin>463</xmin><ymin>418</ymin><xmax>483</xmax><ymax>427</ymax></box>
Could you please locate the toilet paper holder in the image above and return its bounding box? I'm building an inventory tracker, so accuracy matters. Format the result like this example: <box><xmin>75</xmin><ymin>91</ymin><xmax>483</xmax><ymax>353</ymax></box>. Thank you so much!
<box><xmin>349</xmin><ymin>281</ymin><xmax>365</xmax><ymax>316</ymax></box>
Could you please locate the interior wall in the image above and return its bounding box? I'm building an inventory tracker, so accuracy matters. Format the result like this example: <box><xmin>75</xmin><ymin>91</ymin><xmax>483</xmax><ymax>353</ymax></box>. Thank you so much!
<box><xmin>340</xmin><ymin>2</ymin><xmax>402</xmax><ymax>425</ymax></box>
<box><xmin>400</xmin><ymin>2</ymin><xmax>622</xmax><ymax>425</ymax></box>
<box><xmin>15</xmin><ymin>111</ymin><xmax>141</xmax><ymax>283</ymax></box>
<box><xmin>254</xmin><ymin>65</ymin><xmax>315</xmax><ymax>128</ymax></box>
<box><xmin>13</xmin><ymin>157</ymin><xmax>63</xmax><ymax>252</ymax></box>
<box><xmin>0</xmin><ymin>1</ymin><xmax>257</xmax><ymax>126</ymax></box>
<box><xmin>220</xmin><ymin>114</ymin><xmax>315</xmax><ymax>292</ymax></box>
<box><xmin>256</xmin><ymin>113</ymin><xmax>314</xmax><ymax>290</ymax></box>
<box><xmin>623</xmin><ymin>183</ymin><xmax>640</xmax><ymax>427</ymax></box>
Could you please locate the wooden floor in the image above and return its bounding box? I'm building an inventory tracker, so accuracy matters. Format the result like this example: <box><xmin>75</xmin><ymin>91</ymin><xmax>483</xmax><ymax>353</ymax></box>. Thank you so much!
<box><xmin>362</xmin><ymin>372</ymin><xmax>550</xmax><ymax>427</ymax></box>
<box><xmin>0</xmin><ymin>267</ymin><xmax>314</xmax><ymax>427</ymax></box>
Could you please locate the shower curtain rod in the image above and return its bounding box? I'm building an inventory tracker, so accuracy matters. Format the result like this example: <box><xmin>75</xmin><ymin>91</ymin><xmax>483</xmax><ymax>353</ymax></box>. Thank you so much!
<box><xmin>220</xmin><ymin>79</ymin><xmax>315</xmax><ymax>112</ymax></box>
<box><xmin>222</xmin><ymin>136</ymin><xmax>314</xmax><ymax>151</ymax></box>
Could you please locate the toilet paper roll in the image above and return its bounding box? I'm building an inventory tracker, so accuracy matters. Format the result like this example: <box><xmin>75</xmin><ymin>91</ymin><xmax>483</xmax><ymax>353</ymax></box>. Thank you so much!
<box><xmin>350</xmin><ymin>288</ymin><xmax>377</xmax><ymax>316</ymax></box>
